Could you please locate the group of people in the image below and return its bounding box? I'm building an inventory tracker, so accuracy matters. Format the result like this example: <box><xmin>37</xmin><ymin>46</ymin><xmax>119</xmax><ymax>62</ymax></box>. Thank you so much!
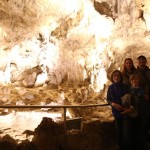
<box><xmin>107</xmin><ymin>55</ymin><xmax>150</xmax><ymax>150</ymax></box>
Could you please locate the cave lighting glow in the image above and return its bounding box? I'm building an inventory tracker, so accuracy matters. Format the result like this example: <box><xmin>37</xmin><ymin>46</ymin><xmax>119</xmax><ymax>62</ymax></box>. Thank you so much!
<box><xmin>87</xmin><ymin>10</ymin><xmax>113</xmax><ymax>40</ymax></box>
<box><xmin>0</xmin><ymin>0</ymin><xmax>113</xmax><ymax>142</ymax></box>
<box><xmin>77</xmin><ymin>54</ymin><xmax>108</xmax><ymax>92</ymax></box>
<box><xmin>0</xmin><ymin>27</ymin><xmax>2</xmax><ymax>37</ymax></box>
<box><xmin>0</xmin><ymin>111</ymin><xmax>61</xmax><ymax>130</ymax></box>
<box><xmin>76</xmin><ymin>0</ymin><xmax>113</xmax><ymax>92</ymax></box>
<box><xmin>113</xmin><ymin>39</ymin><xmax>125</xmax><ymax>49</ymax></box>
<box><xmin>0</xmin><ymin>110</ymin><xmax>72</xmax><ymax>141</ymax></box>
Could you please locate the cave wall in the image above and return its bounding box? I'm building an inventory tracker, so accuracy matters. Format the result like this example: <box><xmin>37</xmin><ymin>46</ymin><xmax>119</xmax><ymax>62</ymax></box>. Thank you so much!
<box><xmin>0</xmin><ymin>0</ymin><xmax>150</xmax><ymax>92</ymax></box>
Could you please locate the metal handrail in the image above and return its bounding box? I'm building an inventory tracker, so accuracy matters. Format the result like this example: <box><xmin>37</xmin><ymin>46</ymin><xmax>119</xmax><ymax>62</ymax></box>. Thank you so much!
<box><xmin>0</xmin><ymin>103</ymin><xmax>109</xmax><ymax>109</ymax></box>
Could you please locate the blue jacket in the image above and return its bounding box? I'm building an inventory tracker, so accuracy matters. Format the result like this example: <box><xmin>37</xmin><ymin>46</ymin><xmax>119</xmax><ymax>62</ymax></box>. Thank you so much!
<box><xmin>107</xmin><ymin>82</ymin><xmax>129</xmax><ymax>118</ymax></box>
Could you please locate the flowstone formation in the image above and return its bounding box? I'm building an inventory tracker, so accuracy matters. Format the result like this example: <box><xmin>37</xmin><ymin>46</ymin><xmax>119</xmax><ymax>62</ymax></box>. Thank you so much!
<box><xmin>0</xmin><ymin>0</ymin><xmax>150</xmax><ymax>90</ymax></box>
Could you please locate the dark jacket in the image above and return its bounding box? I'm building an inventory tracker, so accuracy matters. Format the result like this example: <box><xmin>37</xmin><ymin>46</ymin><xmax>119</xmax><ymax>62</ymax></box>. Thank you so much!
<box><xmin>136</xmin><ymin>66</ymin><xmax>150</xmax><ymax>95</ymax></box>
<box><xmin>107</xmin><ymin>82</ymin><xmax>129</xmax><ymax>118</ymax></box>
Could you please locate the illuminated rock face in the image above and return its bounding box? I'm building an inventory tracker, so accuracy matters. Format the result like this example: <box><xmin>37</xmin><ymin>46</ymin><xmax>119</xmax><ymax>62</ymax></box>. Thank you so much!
<box><xmin>0</xmin><ymin>1</ymin><xmax>150</xmax><ymax>149</ymax></box>
<box><xmin>0</xmin><ymin>0</ymin><xmax>150</xmax><ymax>91</ymax></box>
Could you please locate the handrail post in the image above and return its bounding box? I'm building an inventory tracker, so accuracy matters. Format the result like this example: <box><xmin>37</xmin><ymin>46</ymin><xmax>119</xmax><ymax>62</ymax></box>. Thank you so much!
<box><xmin>63</xmin><ymin>107</ymin><xmax>67</xmax><ymax>149</ymax></box>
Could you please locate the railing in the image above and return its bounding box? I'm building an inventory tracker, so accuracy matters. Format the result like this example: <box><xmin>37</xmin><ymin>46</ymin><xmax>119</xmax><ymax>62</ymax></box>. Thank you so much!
<box><xmin>0</xmin><ymin>103</ymin><xmax>109</xmax><ymax>149</ymax></box>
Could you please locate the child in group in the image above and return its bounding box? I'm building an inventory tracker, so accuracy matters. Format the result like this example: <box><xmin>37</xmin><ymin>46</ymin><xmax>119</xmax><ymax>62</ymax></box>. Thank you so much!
<box><xmin>107</xmin><ymin>70</ymin><xmax>132</xmax><ymax>150</ymax></box>
<box><xmin>129</xmin><ymin>73</ymin><xmax>146</xmax><ymax>115</ymax></box>
<box><xmin>129</xmin><ymin>73</ymin><xmax>149</xmax><ymax>148</ymax></box>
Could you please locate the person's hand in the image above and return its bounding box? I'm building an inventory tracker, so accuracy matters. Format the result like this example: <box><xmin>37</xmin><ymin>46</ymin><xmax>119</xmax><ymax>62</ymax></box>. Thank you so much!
<box><xmin>111</xmin><ymin>103</ymin><xmax>124</xmax><ymax>111</ymax></box>
<box><xmin>121</xmin><ymin>107</ymin><xmax>133</xmax><ymax>115</ymax></box>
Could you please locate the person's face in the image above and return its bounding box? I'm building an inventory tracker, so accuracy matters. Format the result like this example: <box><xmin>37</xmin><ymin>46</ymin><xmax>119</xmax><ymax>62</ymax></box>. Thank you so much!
<box><xmin>125</xmin><ymin>60</ymin><xmax>133</xmax><ymax>70</ymax></box>
<box><xmin>131</xmin><ymin>77</ymin><xmax>140</xmax><ymax>87</ymax></box>
<box><xmin>137</xmin><ymin>58</ymin><xmax>147</xmax><ymax>68</ymax></box>
<box><xmin>113</xmin><ymin>72</ymin><xmax>121</xmax><ymax>83</ymax></box>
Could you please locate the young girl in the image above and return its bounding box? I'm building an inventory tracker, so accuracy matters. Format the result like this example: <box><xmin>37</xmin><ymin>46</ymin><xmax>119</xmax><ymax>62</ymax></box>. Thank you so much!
<box><xmin>107</xmin><ymin>70</ymin><xmax>131</xmax><ymax>150</ymax></box>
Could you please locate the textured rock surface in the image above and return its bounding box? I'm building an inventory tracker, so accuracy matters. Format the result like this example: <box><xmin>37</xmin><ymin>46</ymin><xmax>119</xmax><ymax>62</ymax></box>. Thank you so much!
<box><xmin>0</xmin><ymin>117</ymin><xmax>117</xmax><ymax>150</ymax></box>
<box><xmin>0</xmin><ymin>0</ymin><xmax>149</xmax><ymax>91</ymax></box>
<box><xmin>0</xmin><ymin>0</ymin><xmax>150</xmax><ymax>149</ymax></box>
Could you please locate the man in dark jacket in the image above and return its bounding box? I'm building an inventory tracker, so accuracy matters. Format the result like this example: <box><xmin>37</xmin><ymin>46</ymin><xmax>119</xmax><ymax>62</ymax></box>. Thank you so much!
<box><xmin>136</xmin><ymin>55</ymin><xmax>150</xmax><ymax>140</ymax></box>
